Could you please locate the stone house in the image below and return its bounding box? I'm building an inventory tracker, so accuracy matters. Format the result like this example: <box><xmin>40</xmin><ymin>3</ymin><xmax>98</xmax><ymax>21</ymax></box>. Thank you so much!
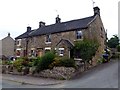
<box><xmin>15</xmin><ymin>7</ymin><xmax>106</xmax><ymax>59</ymax></box>
<box><xmin>1</xmin><ymin>33</ymin><xmax>15</xmax><ymax>58</ymax></box>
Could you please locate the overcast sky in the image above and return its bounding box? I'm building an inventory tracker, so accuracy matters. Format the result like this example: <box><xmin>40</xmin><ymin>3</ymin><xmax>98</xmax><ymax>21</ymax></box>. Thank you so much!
<box><xmin>0</xmin><ymin>0</ymin><xmax>119</xmax><ymax>40</ymax></box>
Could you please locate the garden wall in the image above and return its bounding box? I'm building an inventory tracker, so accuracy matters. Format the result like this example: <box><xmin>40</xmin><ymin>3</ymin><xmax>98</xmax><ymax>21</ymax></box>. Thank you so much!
<box><xmin>34</xmin><ymin>67</ymin><xmax>75</xmax><ymax>80</ymax></box>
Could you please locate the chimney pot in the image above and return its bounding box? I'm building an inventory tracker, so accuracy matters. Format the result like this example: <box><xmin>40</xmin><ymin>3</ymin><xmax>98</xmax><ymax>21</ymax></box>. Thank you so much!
<box><xmin>8</xmin><ymin>33</ymin><xmax>10</xmax><ymax>37</ymax></box>
<box><xmin>39</xmin><ymin>21</ymin><xmax>45</xmax><ymax>28</ymax></box>
<box><xmin>56</xmin><ymin>15</ymin><xmax>61</xmax><ymax>23</ymax></box>
<box><xmin>93</xmin><ymin>6</ymin><xmax>100</xmax><ymax>16</ymax></box>
<box><xmin>27</xmin><ymin>26</ymin><xmax>31</xmax><ymax>32</ymax></box>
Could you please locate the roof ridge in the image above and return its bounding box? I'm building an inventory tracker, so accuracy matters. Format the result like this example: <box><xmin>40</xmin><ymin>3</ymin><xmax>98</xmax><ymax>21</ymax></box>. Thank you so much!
<box><xmin>44</xmin><ymin>15</ymin><xmax>95</xmax><ymax>27</ymax></box>
<box><xmin>16</xmin><ymin>15</ymin><xmax>95</xmax><ymax>39</ymax></box>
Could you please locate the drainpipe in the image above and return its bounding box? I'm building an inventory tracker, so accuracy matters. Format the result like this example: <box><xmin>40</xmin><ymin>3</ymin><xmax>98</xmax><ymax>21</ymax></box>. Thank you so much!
<box><xmin>26</xmin><ymin>38</ymin><xmax>29</xmax><ymax>57</ymax></box>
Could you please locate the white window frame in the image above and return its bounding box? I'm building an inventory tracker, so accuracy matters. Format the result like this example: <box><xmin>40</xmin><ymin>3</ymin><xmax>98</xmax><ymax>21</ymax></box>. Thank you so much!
<box><xmin>58</xmin><ymin>48</ymin><xmax>64</xmax><ymax>56</ymax></box>
<box><xmin>76</xmin><ymin>30</ymin><xmax>83</xmax><ymax>40</ymax></box>
<box><xmin>16</xmin><ymin>39</ymin><xmax>21</xmax><ymax>46</ymax></box>
<box><xmin>45</xmin><ymin>34</ymin><xmax>51</xmax><ymax>44</ymax></box>
<box><xmin>45</xmin><ymin>47</ymin><xmax>51</xmax><ymax>53</ymax></box>
<box><xmin>16</xmin><ymin>48</ymin><xmax>21</xmax><ymax>57</ymax></box>
<box><xmin>45</xmin><ymin>47</ymin><xmax>51</xmax><ymax>50</ymax></box>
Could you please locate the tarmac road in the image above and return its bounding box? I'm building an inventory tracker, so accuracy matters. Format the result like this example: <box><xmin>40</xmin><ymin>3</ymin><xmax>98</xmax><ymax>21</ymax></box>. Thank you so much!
<box><xmin>2</xmin><ymin>59</ymin><xmax>119</xmax><ymax>88</ymax></box>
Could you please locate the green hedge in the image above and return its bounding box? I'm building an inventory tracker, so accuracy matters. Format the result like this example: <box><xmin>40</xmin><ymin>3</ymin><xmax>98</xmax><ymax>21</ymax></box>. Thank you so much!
<box><xmin>36</xmin><ymin>52</ymin><xmax>55</xmax><ymax>72</ymax></box>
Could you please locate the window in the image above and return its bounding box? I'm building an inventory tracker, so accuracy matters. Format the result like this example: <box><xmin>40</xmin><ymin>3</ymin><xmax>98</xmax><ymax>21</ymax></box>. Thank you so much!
<box><xmin>45</xmin><ymin>34</ymin><xmax>51</xmax><ymax>44</ymax></box>
<box><xmin>100</xmin><ymin>27</ymin><xmax>104</xmax><ymax>38</ymax></box>
<box><xmin>16</xmin><ymin>48</ymin><xmax>21</xmax><ymax>57</ymax></box>
<box><xmin>76</xmin><ymin>30</ymin><xmax>83</xmax><ymax>39</ymax></box>
<box><xmin>16</xmin><ymin>39</ymin><xmax>21</xmax><ymax>46</ymax></box>
<box><xmin>45</xmin><ymin>47</ymin><xmax>51</xmax><ymax>53</ymax></box>
<box><xmin>30</xmin><ymin>48</ymin><xmax>36</xmax><ymax>57</ymax></box>
<box><xmin>58</xmin><ymin>48</ymin><xmax>64</xmax><ymax>56</ymax></box>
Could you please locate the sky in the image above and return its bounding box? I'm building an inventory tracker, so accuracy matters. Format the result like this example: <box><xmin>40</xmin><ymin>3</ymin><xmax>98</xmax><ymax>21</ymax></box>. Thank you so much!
<box><xmin>0</xmin><ymin>0</ymin><xmax>119</xmax><ymax>40</ymax></box>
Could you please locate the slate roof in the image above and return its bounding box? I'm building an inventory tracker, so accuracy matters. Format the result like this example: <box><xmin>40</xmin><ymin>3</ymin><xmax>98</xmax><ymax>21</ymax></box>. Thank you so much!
<box><xmin>56</xmin><ymin>39</ymin><xmax>74</xmax><ymax>48</ymax></box>
<box><xmin>15</xmin><ymin>15</ymin><xmax>95</xmax><ymax>39</ymax></box>
<box><xmin>15</xmin><ymin>30</ymin><xmax>34</xmax><ymax>39</ymax></box>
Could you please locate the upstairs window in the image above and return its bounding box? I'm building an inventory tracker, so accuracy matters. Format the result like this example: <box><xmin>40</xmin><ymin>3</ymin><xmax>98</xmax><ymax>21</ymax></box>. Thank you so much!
<box><xmin>100</xmin><ymin>27</ymin><xmax>104</xmax><ymax>38</ymax></box>
<box><xmin>76</xmin><ymin>30</ymin><xmax>83</xmax><ymax>39</ymax></box>
<box><xmin>16</xmin><ymin>39</ymin><xmax>21</xmax><ymax>46</ymax></box>
<box><xmin>45</xmin><ymin>34</ymin><xmax>51</xmax><ymax>44</ymax></box>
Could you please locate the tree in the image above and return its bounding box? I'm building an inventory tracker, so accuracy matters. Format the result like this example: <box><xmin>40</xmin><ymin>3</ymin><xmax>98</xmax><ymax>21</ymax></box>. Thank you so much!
<box><xmin>73</xmin><ymin>40</ymin><xmax>99</xmax><ymax>70</ymax></box>
<box><xmin>73</xmin><ymin>40</ymin><xmax>99</xmax><ymax>62</ymax></box>
<box><xmin>107</xmin><ymin>35</ymin><xmax>119</xmax><ymax>48</ymax></box>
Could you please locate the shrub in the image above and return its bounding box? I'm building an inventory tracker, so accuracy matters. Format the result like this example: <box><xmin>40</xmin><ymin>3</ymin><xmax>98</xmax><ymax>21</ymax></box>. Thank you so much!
<box><xmin>13</xmin><ymin>58</ymin><xmax>23</xmax><ymax>72</ymax></box>
<box><xmin>59</xmin><ymin>57</ymin><xmax>75</xmax><ymax>67</ymax></box>
<box><xmin>36</xmin><ymin>52</ymin><xmax>55</xmax><ymax>72</ymax></box>
<box><xmin>73</xmin><ymin>40</ymin><xmax>99</xmax><ymax>62</ymax></box>
<box><xmin>97</xmin><ymin>58</ymin><xmax>106</xmax><ymax>64</ymax></box>
<box><xmin>48</xmin><ymin>57</ymin><xmax>60</xmax><ymax>69</ymax></box>
<box><xmin>49</xmin><ymin>57</ymin><xmax>76</xmax><ymax>68</ymax></box>
<box><xmin>7</xmin><ymin>60</ymin><xmax>13</xmax><ymax>65</ymax></box>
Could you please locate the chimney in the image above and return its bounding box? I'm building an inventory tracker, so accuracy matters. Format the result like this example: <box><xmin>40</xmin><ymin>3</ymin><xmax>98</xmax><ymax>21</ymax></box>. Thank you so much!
<box><xmin>27</xmin><ymin>26</ymin><xmax>31</xmax><ymax>32</ymax></box>
<box><xmin>93</xmin><ymin>6</ymin><xmax>100</xmax><ymax>16</ymax></box>
<box><xmin>39</xmin><ymin>21</ymin><xmax>45</xmax><ymax>28</ymax></box>
<box><xmin>8</xmin><ymin>33</ymin><xmax>10</xmax><ymax>37</ymax></box>
<box><xmin>56</xmin><ymin>15</ymin><xmax>61</xmax><ymax>23</ymax></box>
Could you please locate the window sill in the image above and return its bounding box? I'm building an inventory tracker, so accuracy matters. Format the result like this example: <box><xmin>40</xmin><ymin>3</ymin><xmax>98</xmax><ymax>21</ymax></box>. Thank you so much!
<box><xmin>74</xmin><ymin>39</ymin><xmax>83</xmax><ymax>42</ymax></box>
<box><xmin>16</xmin><ymin>56</ymin><xmax>20</xmax><ymax>58</ymax></box>
<box><xmin>45</xmin><ymin>42</ymin><xmax>51</xmax><ymax>44</ymax></box>
<box><xmin>16</xmin><ymin>44</ymin><xmax>21</xmax><ymax>46</ymax></box>
<box><xmin>59</xmin><ymin>54</ymin><xmax>64</xmax><ymax>56</ymax></box>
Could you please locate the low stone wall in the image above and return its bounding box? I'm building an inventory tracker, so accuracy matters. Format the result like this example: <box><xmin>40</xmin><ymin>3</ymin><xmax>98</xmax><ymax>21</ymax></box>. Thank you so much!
<box><xmin>34</xmin><ymin>67</ymin><xmax>75</xmax><ymax>80</ymax></box>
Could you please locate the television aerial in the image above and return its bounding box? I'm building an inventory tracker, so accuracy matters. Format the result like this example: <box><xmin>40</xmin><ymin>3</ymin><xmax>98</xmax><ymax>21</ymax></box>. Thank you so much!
<box><xmin>91</xmin><ymin>0</ymin><xmax>95</xmax><ymax>8</ymax></box>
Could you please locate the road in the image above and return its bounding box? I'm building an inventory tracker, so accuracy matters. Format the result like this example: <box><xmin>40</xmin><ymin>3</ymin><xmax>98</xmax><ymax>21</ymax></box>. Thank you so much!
<box><xmin>2</xmin><ymin>60</ymin><xmax>119</xmax><ymax>88</ymax></box>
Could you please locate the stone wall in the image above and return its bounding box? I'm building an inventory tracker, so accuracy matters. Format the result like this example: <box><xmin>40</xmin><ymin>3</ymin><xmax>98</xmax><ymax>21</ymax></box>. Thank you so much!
<box><xmin>15</xmin><ymin>15</ymin><xmax>106</xmax><ymax>58</ymax></box>
<box><xmin>34</xmin><ymin>67</ymin><xmax>75</xmax><ymax>80</ymax></box>
<box><xmin>2</xmin><ymin>36</ymin><xmax>14</xmax><ymax>57</ymax></box>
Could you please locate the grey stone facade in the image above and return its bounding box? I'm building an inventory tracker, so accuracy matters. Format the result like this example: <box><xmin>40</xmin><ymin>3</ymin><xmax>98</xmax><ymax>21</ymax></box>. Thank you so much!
<box><xmin>15</xmin><ymin>7</ymin><xmax>106</xmax><ymax>59</ymax></box>
<box><xmin>1</xmin><ymin>33</ymin><xmax>14</xmax><ymax>58</ymax></box>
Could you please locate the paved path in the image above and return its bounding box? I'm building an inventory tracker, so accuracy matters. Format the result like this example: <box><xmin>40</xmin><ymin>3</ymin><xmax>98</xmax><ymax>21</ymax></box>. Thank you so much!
<box><xmin>2</xmin><ymin>74</ymin><xmax>64</xmax><ymax>87</ymax></box>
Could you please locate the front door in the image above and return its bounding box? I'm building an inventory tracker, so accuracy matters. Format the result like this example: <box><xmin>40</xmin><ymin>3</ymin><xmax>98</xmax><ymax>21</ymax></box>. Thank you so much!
<box><xmin>37</xmin><ymin>48</ymin><xmax>43</xmax><ymax>57</ymax></box>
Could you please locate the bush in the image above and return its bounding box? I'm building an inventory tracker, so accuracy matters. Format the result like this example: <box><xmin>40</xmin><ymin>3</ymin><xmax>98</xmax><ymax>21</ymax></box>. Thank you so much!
<box><xmin>48</xmin><ymin>57</ymin><xmax>61</xmax><ymax>69</ymax></box>
<box><xmin>13</xmin><ymin>58</ymin><xmax>23</xmax><ymax>72</ymax></box>
<box><xmin>21</xmin><ymin>57</ymin><xmax>33</xmax><ymax>67</ymax></box>
<box><xmin>49</xmin><ymin>57</ymin><xmax>76</xmax><ymax>68</ymax></box>
<box><xmin>73</xmin><ymin>40</ymin><xmax>99</xmax><ymax>62</ymax></box>
<box><xmin>13</xmin><ymin>57</ymin><xmax>30</xmax><ymax>72</ymax></box>
<box><xmin>59</xmin><ymin>57</ymin><xmax>75</xmax><ymax>67</ymax></box>
<box><xmin>97</xmin><ymin>58</ymin><xmax>106</xmax><ymax>64</ymax></box>
<box><xmin>36</xmin><ymin>52</ymin><xmax>55</xmax><ymax>72</ymax></box>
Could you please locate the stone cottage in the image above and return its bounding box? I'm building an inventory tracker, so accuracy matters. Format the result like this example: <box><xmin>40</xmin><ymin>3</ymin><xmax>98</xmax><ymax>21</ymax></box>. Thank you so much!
<box><xmin>1</xmin><ymin>33</ymin><xmax>15</xmax><ymax>58</ymax></box>
<box><xmin>15</xmin><ymin>7</ymin><xmax>106</xmax><ymax>59</ymax></box>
